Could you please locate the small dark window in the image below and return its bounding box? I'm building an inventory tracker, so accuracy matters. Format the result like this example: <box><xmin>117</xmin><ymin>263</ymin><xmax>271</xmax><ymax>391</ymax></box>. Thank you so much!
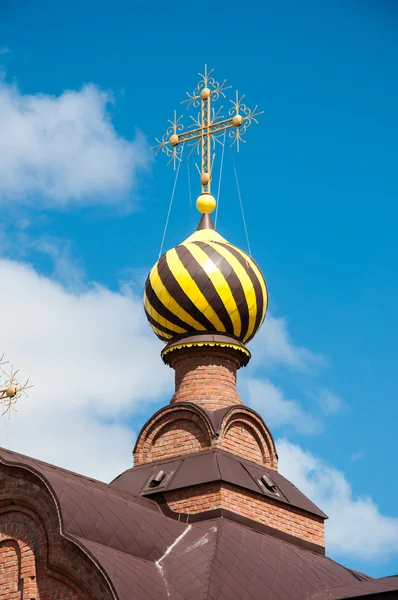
<box><xmin>260</xmin><ymin>473</ymin><xmax>278</xmax><ymax>494</ymax></box>
<box><xmin>148</xmin><ymin>470</ymin><xmax>166</xmax><ymax>488</ymax></box>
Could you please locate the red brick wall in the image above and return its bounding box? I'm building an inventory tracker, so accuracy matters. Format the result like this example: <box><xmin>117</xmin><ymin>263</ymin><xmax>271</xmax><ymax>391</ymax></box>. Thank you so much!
<box><xmin>0</xmin><ymin>540</ymin><xmax>20</xmax><ymax>600</ymax></box>
<box><xmin>165</xmin><ymin>482</ymin><xmax>324</xmax><ymax>547</ymax></box>
<box><xmin>166</xmin><ymin>484</ymin><xmax>223</xmax><ymax>514</ymax></box>
<box><xmin>222</xmin><ymin>422</ymin><xmax>264</xmax><ymax>464</ymax></box>
<box><xmin>135</xmin><ymin>407</ymin><xmax>213</xmax><ymax>465</ymax></box>
<box><xmin>148</xmin><ymin>418</ymin><xmax>210</xmax><ymax>462</ymax></box>
<box><xmin>169</xmin><ymin>348</ymin><xmax>242</xmax><ymax>409</ymax></box>
<box><xmin>218</xmin><ymin>414</ymin><xmax>278</xmax><ymax>469</ymax></box>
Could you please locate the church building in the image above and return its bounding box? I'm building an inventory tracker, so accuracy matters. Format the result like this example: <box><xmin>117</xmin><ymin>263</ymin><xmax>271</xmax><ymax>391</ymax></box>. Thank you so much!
<box><xmin>1</xmin><ymin>69</ymin><xmax>397</xmax><ymax>599</ymax></box>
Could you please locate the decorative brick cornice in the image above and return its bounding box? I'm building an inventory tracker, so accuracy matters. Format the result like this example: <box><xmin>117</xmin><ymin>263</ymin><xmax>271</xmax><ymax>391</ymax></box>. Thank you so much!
<box><xmin>216</xmin><ymin>406</ymin><xmax>278</xmax><ymax>469</ymax></box>
<box><xmin>133</xmin><ymin>402</ymin><xmax>278</xmax><ymax>469</ymax></box>
<box><xmin>134</xmin><ymin>403</ymin><xmax>214</xmax><ymax>466</ymax></box>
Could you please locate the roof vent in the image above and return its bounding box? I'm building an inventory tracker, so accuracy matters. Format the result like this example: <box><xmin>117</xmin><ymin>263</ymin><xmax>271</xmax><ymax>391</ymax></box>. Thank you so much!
<box><xmin>148</xmin><ymin>470</ymin><xmax>166</xmax><ymax>488</ymax></box>
<box><xmin>260</xmin><ymin>473</ymin><xmax>278</xmax><ymax>494</ymax></box>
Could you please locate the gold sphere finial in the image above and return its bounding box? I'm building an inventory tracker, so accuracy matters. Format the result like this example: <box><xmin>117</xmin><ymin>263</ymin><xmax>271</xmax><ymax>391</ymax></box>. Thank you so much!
<box><xmin>196</xmin><ymin>193</ymin><xmax>216</xmax><ymax>214</ymax></box>
<box><xmin>232</xmin><ymin>114</ymin><xmax>243</xmax><ymax>127</ymax></box>
<box><xmin>169</xmin><ymin>134</ymin><xmax>179</xmax><ymax>146</ymax></box>
<box><xmin>200</xmin><ymin>172</ymin><xmax>211</xmax><ymax>186</ymax></box>
<box><xmin>200</xmin><ymin>87</ymin><xmax>211</xmax><ymax>99</ymax></box>
<box><xmin>5</xmin><ymin>385</ymin><xmax>16</xmax><ymax>398</ymax></box>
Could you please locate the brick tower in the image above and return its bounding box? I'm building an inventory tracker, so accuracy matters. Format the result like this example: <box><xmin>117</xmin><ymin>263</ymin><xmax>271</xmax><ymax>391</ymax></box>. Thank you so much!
<box><xmin>113</xmin><ymin>196</ymin><xmax>326</xmax><ymax>554</ymax></box>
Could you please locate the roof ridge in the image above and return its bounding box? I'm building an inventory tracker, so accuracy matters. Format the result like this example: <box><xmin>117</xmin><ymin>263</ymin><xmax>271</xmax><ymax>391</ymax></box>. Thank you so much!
<box><xmin>0</xmin><ymin>446</ymin><xmax>110</xmax><ymax>485</ymax></box>
<box><xmin>71</xmin><ymin>534</ymin><xmax>161</xmax><ymax>566</ymax></box>
<box><xmin>0</xmin><ymin>446</ymin><xmax>162</xmax><ymax>514</ymax></box>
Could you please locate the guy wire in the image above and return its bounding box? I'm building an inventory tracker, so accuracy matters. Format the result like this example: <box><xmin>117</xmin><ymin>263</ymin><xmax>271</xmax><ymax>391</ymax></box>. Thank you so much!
<box><xmin>158</xmin><ymin>145</ymin><xmax>184</xmax><ymax>259</ymax></box>
<box><xmin>187</xmin><ymin>158</ymin><xmax>193</xmax><ymax>225</ymax></box>
<box><xmin>215</xmin><ymin>129</ymin><xmax>227</xmax><ymax>230</ymax></box>
<box><xmin>233</xmin><ymin>159</ymin><xmax>252</xmax><ymax>257</ymax></box>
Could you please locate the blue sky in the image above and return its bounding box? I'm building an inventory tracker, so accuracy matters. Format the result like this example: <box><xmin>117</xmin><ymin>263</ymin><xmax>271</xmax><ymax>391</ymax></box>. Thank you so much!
<box><xmin>1</xmin><ymin>0</ymin><xmax>398</xmax><ymax>578</ymax></box>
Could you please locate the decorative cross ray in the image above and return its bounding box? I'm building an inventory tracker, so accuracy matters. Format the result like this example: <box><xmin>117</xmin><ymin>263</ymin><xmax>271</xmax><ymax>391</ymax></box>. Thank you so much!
<box><xmin>153</xmin><ymin>111</ymin><xmax>184</xmax><ymax>169</ymax></box>
<box><xmin>152</xmin><ymin>66</ymin><xmax>263</xmax><ymax>194</ymax></box>
<box><xmin>0</xmin><ymin>357</ymin><xmax>33</xmax><ymax>419</ymax></box>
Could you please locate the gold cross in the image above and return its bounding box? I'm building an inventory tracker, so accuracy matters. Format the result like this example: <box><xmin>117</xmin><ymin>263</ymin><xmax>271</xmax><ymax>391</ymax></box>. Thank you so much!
<box><xmin>152</xmin><ymin>66</ymin><xmax>263</xmax><ymax>194</ymax></box>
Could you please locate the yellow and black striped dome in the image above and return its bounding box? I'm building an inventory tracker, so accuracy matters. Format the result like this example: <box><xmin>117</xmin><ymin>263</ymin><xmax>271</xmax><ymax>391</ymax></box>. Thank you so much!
<box><xmin>144</xmin><ymin>218</ymin><xmax>268</xmax><ymax>345</ymax></box>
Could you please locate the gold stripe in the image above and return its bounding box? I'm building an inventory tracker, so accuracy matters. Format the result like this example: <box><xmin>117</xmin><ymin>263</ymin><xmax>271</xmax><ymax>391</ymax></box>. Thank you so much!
<box><xmin>149</xmin><ymin>262</ymin><xmax>206</xmax><ymax>332</ymax></box>
<box><xmin>185</xmin><ymin>243</ymin><xmax>241</xmax><ymax>337</ymax></box>
<box><xmin>167</xmin><ymin>248</ymin><xmax>226</xmax><ymax>332</ymax></box>
<box><xmin>230</xmin><ymin>245</ymin><xmax>268</xmax><ymax>324</ymax></box>
<box><xmin>205</xmin><ymin>241</ymin><xmax>258</xmax><ymax>340</ymax></box>
<box><xmin>151</xmin><ymin>323</ymin><xmax>173</xmax><ymax>341</ymax></box>
<box><xmin>144</xmin><ymin>292</ymin><xmax>187</xmax><ymax>335</ymax></box>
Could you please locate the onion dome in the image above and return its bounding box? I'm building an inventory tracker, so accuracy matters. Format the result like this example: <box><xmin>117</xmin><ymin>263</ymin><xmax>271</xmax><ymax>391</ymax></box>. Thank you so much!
<box><xmin>144</xmin><ymin>194</ymin><xmax>268</xmax><ymax>352</ymax></box>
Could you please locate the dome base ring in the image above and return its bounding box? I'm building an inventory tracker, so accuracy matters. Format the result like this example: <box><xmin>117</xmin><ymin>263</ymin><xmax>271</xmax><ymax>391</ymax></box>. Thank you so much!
<box><xmin>161</xmin><ymin>332</ymin><xmax>251</xmax><ymax>367</ymax></box>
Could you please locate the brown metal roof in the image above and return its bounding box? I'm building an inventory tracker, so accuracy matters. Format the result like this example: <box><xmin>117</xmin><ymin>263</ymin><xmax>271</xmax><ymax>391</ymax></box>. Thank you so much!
<box><xmin>2</xmin><ymin>446</ymin><xmax>393</xmax><ymax>600</ymax></box>
<box><xmin>156</xmin><ymin>518</ymin><xmax>372</xmax><ymax>600</ymax></box>
<box><xmin>111</xmin><ymin>448</ymin><xmax>327</xmax><ymax>520</ymax></box>
<box><xmin>74</xmin><ymin>536</ymin><xmax>169</xmax><ymax>600</ymax></box>
<box><xmin>310</xmin><ymin>576</ymin><xmax>398</xmax><ymax>599</ymax></box>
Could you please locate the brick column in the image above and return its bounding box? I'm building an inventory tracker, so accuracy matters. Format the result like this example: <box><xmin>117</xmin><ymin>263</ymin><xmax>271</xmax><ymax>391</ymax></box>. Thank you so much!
<box><xmin>168</xmin><ymin>346</ymin><xmax>243</xmax><ymax>410</ymax></box>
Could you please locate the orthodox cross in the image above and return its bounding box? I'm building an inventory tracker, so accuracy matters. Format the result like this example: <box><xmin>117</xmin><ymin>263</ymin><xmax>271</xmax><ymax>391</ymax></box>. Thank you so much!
<box><xmin>153</xmin><ymin>66</ymin><xmax>262</xmax><ymax>194</ymax></box>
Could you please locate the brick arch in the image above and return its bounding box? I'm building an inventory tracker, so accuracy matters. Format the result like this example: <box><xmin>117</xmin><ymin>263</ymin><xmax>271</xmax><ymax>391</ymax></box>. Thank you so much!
<box><xmin>149</xmin><ymin>418</ymin><xmax>210</xmax><ymax>462</ymax></box>
<box><xmin>217</xmin><ymin>409</ymin><xmax>278</xmax><ymax>469</ymax></box>
<box><xmin>134</xmin><ymin>405</ymin><xmax>213</xmax><ymax>465</ymax></box>
<box><xmin>0</xmin><ymin>467</ymin><xmax>115</xmax><ymax>600</ymax></box>
<box><xmin>0</xmin><ymin>510</ymin><xmax>81</xmax><ymax>599</ymax></box>
<box><xmin>222</xmin><ymin>421</ymin><xmax>264</xmax><ymax>464</ymax></box>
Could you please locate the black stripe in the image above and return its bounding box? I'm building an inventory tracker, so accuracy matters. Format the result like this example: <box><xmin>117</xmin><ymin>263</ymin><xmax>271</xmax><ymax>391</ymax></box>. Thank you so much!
<box><xmin>215</xmin><ymin>242</ymin><xmax>265</xmax><ymax>343</ymax></box>
<box><xmin>193</xmin><ymin>241</ymin><xmax>250</xmax><ymax>341</ymax></box>
<box><xmin>176</xmin><ymin>245</ymin><xmax>234</xmax><ymax>335</ymax></box>
<box><xmin>144</xmin><ymin>307</ymin><xmax>176</xmax><ymax>339</ymax></box>
<box><xmin>145</xmin><ymin>276</ymin><xmax>191</xmax><ymax>332</ymax></box>
<box><xmin>156</xmin><ymin>253</ymin><xmax>216</xmax><ymax>331</ymax></box>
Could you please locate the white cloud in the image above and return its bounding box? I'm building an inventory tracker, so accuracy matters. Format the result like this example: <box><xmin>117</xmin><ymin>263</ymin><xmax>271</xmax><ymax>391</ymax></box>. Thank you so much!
<box><xmin>32</xmin><ymin>237</ymin><xmax>86</xmax><ymax>291</ymax></box>
<box><xmin>315</xmin><ymin>388</ymin><xmax>343</xmax><ymax>415</ymax></box>
<box><xmin>241</xmin><ymin>377</ymin><xmax>322</xmax><ymax>434</ymax></box>
<box><xmin>0</xmin><ymin>47</ymin><xmax>10</xmax><ymax>55</ymax></box>
<box><xmin>243</xmin><ymin>316</ymin><xmax>343</xmax><ymax>434</ymax></box>
<box><xmin>248</xmin><ymin>314</ymin><xmax>325</xmax><ymax>372</ymax></box>
<box><xmin>2</xmin><ymin>405</ymin><xmax>135</xmax><ymax>484</ymax></box>
<box><xmin>278</xmin><ymin>439</ymin><xmax>398</xmax><ymax>561</ymax></box>
<box><xmin>0</xmin><ymin>258</ymin><xmax>173</xmax><ymax>481</ymax></box>
<box><xmin>0</xmin><ymin>81</ymin><xmax>150</xmax><ymax>206</ymax></box>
